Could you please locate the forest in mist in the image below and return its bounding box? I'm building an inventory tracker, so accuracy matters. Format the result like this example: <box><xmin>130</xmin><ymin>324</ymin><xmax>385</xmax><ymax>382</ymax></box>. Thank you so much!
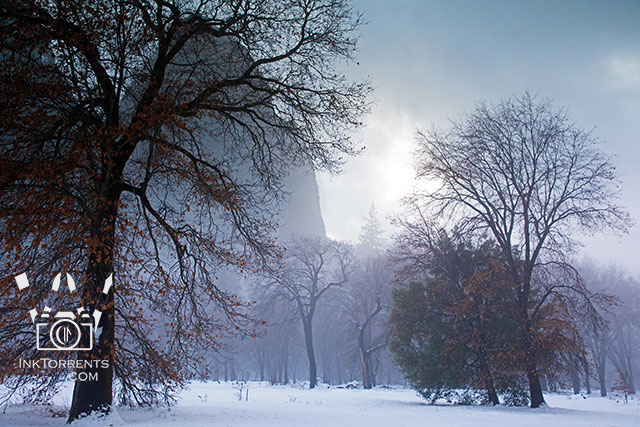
<box><xmin>1</xmin><ymin>0</ymin><xmax>639</xmax><ymax>424</ymax></box>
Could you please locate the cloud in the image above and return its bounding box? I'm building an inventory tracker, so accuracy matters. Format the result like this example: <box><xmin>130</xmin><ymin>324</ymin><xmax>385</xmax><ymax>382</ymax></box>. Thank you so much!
<box><xmin>607</xmin><ymin>53</ymin><xmax>640</xmax><ymax>89</ymax></box>
<box><xmin>317</xmin><ymin>103</ymin><xmax>417</xmax><ymax>242</ymax></box>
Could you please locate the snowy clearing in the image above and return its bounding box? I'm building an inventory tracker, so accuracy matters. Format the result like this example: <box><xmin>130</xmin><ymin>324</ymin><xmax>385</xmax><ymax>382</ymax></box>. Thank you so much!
<box><xmin>1</xmin><ymin>381</ymin><xmax>639</xmax><ymax>426</ymax></box>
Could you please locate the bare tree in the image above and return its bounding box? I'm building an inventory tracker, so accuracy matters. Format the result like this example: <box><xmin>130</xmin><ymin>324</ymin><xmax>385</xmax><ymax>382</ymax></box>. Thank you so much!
<box><xmin>579</xmin><ymin>261</ymin><xmax>618</xmax><ymax>396</ymax></box>
<box><xmin>251</xmin><ymin>292</ymin><xmax>301</xmax><ymax>385</ymax></box>
<box><xmin>340</xmin><ymin>256</ymin><xmax>392</xmax><ymax>389</ymax></box>
<box><xmin>259</xmin><ymin>236</ymin><xmax>353</xmax><ymax>388</ymax></box>
<box><xmin>579</xmin><ymin>261</ymin><xmax>640</xmax><ymax>396</ymax></box>
<box><xmin>606</xmin><ymin>276</ymin><xmax>639</xmax><ymax>395</ymax></box>
<box><xmin>409</xmin><ymin>92</ymin><xmax>631</xmax><ymax>407</ymax></box>
<box><xmin>0</xmin><ymin>0</ymin><xmax>369</xmax><ymax>420</ymax></box>
<box><xmin>339</xmin><ymin>210</ymin><xmax>392</xmax><ymax>389</ymax></box>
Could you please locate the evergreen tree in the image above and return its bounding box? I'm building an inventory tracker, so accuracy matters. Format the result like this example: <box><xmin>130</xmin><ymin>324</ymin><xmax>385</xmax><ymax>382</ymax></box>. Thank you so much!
<box><xmin>357</xmin><ymin>203</ymin><xmax>385</xmax><ymax>257</ymax></box>
<box><xmin>390</xmin><ymin>232</ymin><xmax>525</xmax><ymax>405</ymax></box>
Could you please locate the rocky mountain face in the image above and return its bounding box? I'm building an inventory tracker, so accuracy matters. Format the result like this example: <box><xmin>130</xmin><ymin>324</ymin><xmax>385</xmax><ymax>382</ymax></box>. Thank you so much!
<box><xmin>277</xmin><ymin>168</ymin><xmax>326</xmax><ymax>239</ymax></box>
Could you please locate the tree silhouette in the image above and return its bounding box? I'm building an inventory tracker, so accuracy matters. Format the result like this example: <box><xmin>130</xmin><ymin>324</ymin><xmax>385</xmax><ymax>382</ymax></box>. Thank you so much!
<box><xmin>0</xmin><ymin>0</ymin><xmax>369</xmax><ymax>420</ymax></box>
<box><xmin>408</xmin><ymin>92</ymin><xmax>631</xmax><ymax>407</ymax></box>
<box><xmin>258</xmin><ymin>236</ymin><xmax>353</xmax><ymax>389</ymax></box>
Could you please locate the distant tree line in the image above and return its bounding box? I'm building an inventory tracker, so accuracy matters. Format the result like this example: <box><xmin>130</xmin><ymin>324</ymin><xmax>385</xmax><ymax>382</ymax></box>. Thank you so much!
<box><xmin>210</xmin><ymin>205</ymin><xmax>401</xmax><ymax>391</ymax></box>
<box><xmin>171</xmin><ymin>95</ymin><xmax>637</xmax><ymax>410</ymax></box>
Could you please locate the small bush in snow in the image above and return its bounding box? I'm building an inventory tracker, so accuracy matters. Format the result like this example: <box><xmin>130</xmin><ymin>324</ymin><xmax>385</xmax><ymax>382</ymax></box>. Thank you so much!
<box><xmin>500</xmin><ymin>387</ymin><xmax>530</xmax><ymax>407</ymax></box>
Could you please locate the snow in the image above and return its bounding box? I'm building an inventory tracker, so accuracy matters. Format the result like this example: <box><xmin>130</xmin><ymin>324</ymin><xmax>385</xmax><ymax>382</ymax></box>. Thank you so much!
<box><xmin>1</xmin><ymin>381</ymin><xmax>639</xmax><ymax>426</ymax></box>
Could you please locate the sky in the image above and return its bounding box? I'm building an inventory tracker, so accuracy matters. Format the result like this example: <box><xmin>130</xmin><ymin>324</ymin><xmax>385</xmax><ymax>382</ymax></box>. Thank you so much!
<box><xmin>316</xmin><ymin>0</ymin><xmax>640</xmax><ymax>274</ymax></box>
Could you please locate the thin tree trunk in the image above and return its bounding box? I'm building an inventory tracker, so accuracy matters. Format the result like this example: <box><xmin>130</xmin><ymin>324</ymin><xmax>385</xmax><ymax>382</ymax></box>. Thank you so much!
<box><xmin>371</xmin><ymin>358</ymin><xmax>377</xmax><ymax>387</ymax></box>
<box><xmin>581</xmin><ymin>357</ymin><xmax>591</xmax><ymax>394</ymax></box>
<box><xmin>487</xmin><ymin>384</ymin><xmax>499</xmax><ymax>406</ymax></box>
<box><xmin>598</xmin><ymin>356</ymin><xmax>607</xmax><ymax>396</ymax></box>
<box><xmin>303</xmin><ymin>320</ymin><xmax>317</xmax><ymax>389</ymax></box>
<box><xmin>230</xmin><ymin>359</ymin><xmax>236</xmax><ymax>381</ymax></box>
<box><xmin>284</xmin><ymin>357</ymin><xmax>289</xmax><ymax>385</ymax></box>
<box><xmin>625</xmin><ymin>339</ymin><xmax>635</xmax><ymax>394</ymax></box>
<box><xmin>569</xmin><ymin>358</ymin><xmax>581</xmax><ymax>395</ymax></box>
<box><xmin>359</xmin><ymin>348</ymin><xmax>371</xmax><ymax>389</ymax></box>
<box><xmin>358</xmin><ymin>329</ymin><xmax>372</xmax><ymax>389</ymax></box>
<box><xmin>477</xmin><ymin>348</ymin><xmax>499</xmax><ymax>405</ymax></box>
<box><xmin>540</xmin><ymin>376</ymin><xmax>548</xmax><ymax>392</ymax></box>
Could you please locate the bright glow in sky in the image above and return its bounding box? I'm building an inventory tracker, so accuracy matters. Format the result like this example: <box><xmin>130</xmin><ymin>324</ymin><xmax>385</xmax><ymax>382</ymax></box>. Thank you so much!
<box><xmin>318</xmin><ymin>104</ymin><xmax>416</xmax><ymax>242</ymax></box>
<box><xmin>317</xmin><ymin>0</ymin><xmax>640</xmax><ymax>274</ymax></box>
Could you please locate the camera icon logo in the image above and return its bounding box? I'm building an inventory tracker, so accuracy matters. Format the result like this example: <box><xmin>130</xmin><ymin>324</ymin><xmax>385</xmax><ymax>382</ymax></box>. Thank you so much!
<box><xmin>36</xmin><ymin>310</ymin><xmax>94</xmax><ymax>351</ymax></box>
<box><xmin>15</xmin><ymin>272</ymin><xmax>112</xmax><ymax>352</ymax></box>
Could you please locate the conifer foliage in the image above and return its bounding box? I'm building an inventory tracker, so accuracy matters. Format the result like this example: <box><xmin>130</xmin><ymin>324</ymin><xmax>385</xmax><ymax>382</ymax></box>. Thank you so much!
<box><xmin>391</xmin><ymin>233</ymin><xmax>525</xmax><ymax>405</ymax></box>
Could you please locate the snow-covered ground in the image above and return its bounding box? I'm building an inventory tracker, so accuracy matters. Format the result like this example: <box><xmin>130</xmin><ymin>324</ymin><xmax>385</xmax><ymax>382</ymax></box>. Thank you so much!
<box><xmin>1</xmin><ymin>381</ymin><xmax>639</xmax><ymax>426</ymax></box>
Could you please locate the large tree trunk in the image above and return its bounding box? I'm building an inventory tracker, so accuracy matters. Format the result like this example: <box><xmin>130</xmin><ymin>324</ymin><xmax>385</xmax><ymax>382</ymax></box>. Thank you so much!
<box><xmin>359</xmin><ymin>348</ymin><xmax>372</xmax><ymax>389</ymax></box>
<box><xmin>303</xmin><ymin>320</ymin><xmax>317</xmax><ymax>389</ymax></box>
<box><xmin>518</xmin><ymin>283</ymin><xmax>545</xmax><ymax>408</ymax></box>
<box><xmin>520</xmin><ymin>319</ymin><xmax>545</xmax><ymax>407</ymax></box>
<box><xmin>527</xmin><ymin>368</ymin><xmax>545</xmax><ymax>408</ymax></box>
<box><xmin>68</xmin><ymin>202</ymin><xmax>117</xmax><ymax>422</ymax></box>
